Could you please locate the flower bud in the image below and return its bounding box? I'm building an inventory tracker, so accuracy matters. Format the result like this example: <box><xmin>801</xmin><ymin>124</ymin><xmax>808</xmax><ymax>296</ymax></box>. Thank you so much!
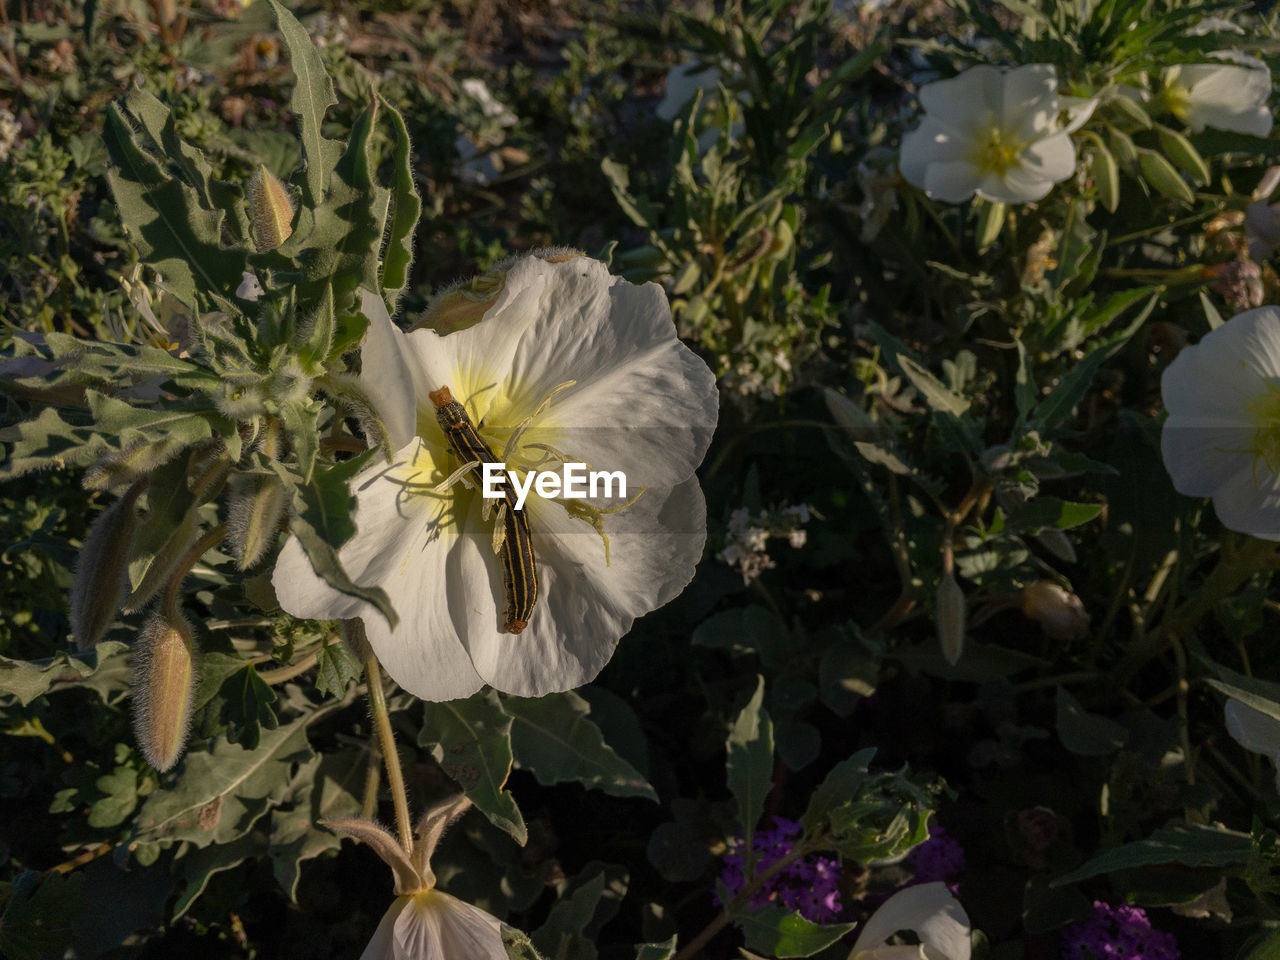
<box><xmin>248</xmin><ymin>163</ymin><xmax>295</xmax><ymax>253</ymax></box>
<box><xmin>936</xmin><ymin>571</ymin><xmax>966</xmax><ymax>666</ymax></box>
<box><xmin>84</xmin><ymin>438</ymin><xmax>183</xmax><ymax>491</ymax></box>
<box><xmin>413</xmin><ymin>266</ymin><xmax>507</xmax><ymax>334</ymax></box>
<box><xmin>132</xmin><ymin>611</ymin><xmax>198</xmax><ymax>772</ymax></box>
<box><xmin>228</xmin><ymin>474</ymin><xmax>288</xmax><ymax>569</ymax></box>
<box><xmin>70</xmin><ymin>483</ymin><xmax>143</xmax><ymax>649</ymax></box>
<box><xmin>1139</xmin><ymin>150</ymin><xmax>1195</xmax><ymax>205</ymax></box>
<box><xmin>1021</xmin><ymin>580</ymin><xmax>1089</xmax><ymax>641</ymax></box>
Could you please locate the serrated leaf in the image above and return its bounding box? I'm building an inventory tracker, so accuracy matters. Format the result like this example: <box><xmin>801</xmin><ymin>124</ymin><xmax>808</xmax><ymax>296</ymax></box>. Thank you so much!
<box><xmin>269</xmin><ymin>748</ymin><xmax>364</xmax><ymax>900</ymax></box>
<box><xmin>531</xmin><ymin>872</ymin><xmax>607</xmax><ymax>960</ymax></box>
<box><xmin>0</xmin><ymin>642</ymin><xmax>131</xmax><ymax>707</ymax></box>
<box><xmin>1052</xmin><ymin>826</ymin><xmax>1253</xmax><ymax>886</ymax></box>
<box><xmin>133</xmin><ymin>708</ymin><xmax>321</xmax><ymax>848</ymax></box>
<box><xmin>314</xmin><ymin>636</ymin><xmax>361</xmax><ymax>698</ymax></box>
<box><xmin>420</xmin><ymin>690</ymin><xmax>527</xmax><ymax>845</ymax></box>
<box><xmin>801</xmin><ymin>748</ymin><xmax>876</xmax><ymax>835</ymax></box>
<box><xmin>0</xmin><ymin>406</ymin><xmax>112</xmax><ymax>480</ymax></box>
<box><xmin>506</xmin><ymin>691</ymin><xmax>657</xmax><ymax>801</ymax></box>
<box><xmin>379</xmin><ymin>94</ymin><xmax>421</xmax><ymax>310</ymax></box>
<box><xmin>729</xmin><ymin>905</ymin><xmax>855</xmax><ymax>958</ymax></box>
<box><xmin>897</xmin><ymin>355</ymin><xmax>970</xmax><ymax>416</ymax></box>
<box><xmin>220</xmin><ymin>664</ymin><xmax>280</xmax><ymax>750</ymax></box>
<box><xmin>726</xmin><ymin>676</ymin><xmax>773</xmax><ymax>875</ymax></box>
<box><xmin>173</xmin><ymin>831</ymin><xmax>263</xmax><ymax>918</ymax></box>
<box><xmin>103</xmin><ymin>106</ymin><xmax>247</xmax><ymax>308</ymax></box>
<box><xmin>267</xmin><ymin>0</ymin><xmax>342</xmax><ymax>209</ymax></box>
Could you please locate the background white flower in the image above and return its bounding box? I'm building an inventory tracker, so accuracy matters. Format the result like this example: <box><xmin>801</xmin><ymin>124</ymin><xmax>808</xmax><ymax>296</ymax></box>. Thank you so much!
<box><xmin>851</xmin><ymin>882</ymin><xmax>972</xmax><ymax>959</ymax></box>
<box><xmin>1161</xmin><ymin>306</ymin><xmax>1280</xmax><ymax>539</ymax></box>
<box><xmin>899</xmin><ymin>64</ymin><xmax>1094</xmax><ymax>204</ymax></box>
<box><xmin>1224</xmin><ymin>697</ymin><xmax>1280</xmax><ymax>792</ymax></box>
<box><xmin>1161</xmin><ymin>52</ymin><xmax>1273</xmax><ymax>137</ymax></box>
<box><xmin>272</xmin><ymin>254</ymin><xmax>718</xmax><ymax>701</ymax></box>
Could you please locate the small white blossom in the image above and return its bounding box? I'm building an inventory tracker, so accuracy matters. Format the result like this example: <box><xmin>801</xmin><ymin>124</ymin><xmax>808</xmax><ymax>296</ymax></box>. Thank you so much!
<box><xmin>460</xmin><ymin>78</ymin><xmax>517</xmax><ymax>128</ymax></box>
<box><xmin>718</xmin><ymin>503</ymin><xmax>811</xmax><ymax>584</ymax></box>
<box><xmin>899</xmin><ymin>64</ymin><xmax>1096</xmax><ymax>205</ymax></box>
<box><xmin>850</xmin><ymin>882</ymin><xmax>972</xmax><ymax>960</ymax></box>
<box><xmin>1160</xmin><ymin>306</ymin><xmax>1280</xmax><ymax>538</ymax></box>
<box><xmin>0</xmin><ymin>109</ymin><xmax>20</xmax><ymax>163</ymax></box>
<box><xmin>1161</xmin><ymin>51</ymin><xmax>1273</xmax><ymax>137</ymax></box>
<box><xmin>1224</xmin><ymin>697</ymin><xmax>1280</xmax><ymax>792</ymax></box>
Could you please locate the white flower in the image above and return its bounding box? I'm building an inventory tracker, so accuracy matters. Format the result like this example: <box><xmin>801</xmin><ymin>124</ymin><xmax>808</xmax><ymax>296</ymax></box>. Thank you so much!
<box><xmin>460</xmin><ymin>78</ymin><xmax>517</xmax><ymax>128</ymax></box>
<box><xmin>899</xmin><ymin>64</ymin><xmax>1095</xmax><ymax>204</ymax></box>
<box><xmin>332</xmin><ymin>796</ymin><xmax>509</xmax><ymax>960</ymax></box>
<box><xmin>272</xmin><ymin>253</ymin><xmax>718</xmax><ymax>701</ymax></box>
<box><xmin>1187</xmin><ymin>16</ymin><xmax>1244</xmax><ymax>36</ymax></box>
<box><xmin>657</xmin><ymin>61</ymin><xmax>729</xmax><ymax>122</ymax></box>
<box><xmin>1160</xmin><ymin>306</ymin><xmax>1280</xmax><ymax>538</ymax></box>
<box><xmin>1246</xmin><ymin>200</ymin><xmax>1280</xmax><ymax>261</ymax></box>
<box><xmin>1161</xmin><ymin>52</ymin><xmax>1273</xmax><ymax>137</ymax></box>
<box><xmin>850</xmin><ymin>882</ymin><xmax>972</xmax><ymax>960</ymax></box>
<box><xmin>1224</xmin><ymin>697</ymin><xmax>1280</xmax><ymax>792</ymax></box>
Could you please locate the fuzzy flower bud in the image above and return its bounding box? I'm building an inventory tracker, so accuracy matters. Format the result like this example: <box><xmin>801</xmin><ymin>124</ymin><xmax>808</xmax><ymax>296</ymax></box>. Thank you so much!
<box><xmin>228</xmin><ymin>474</ymin><xmax>288</xmax><ymax>570</ymax></box>
<box><xmin>414</xmin><ymin>265</ymin><xmax>508</xmax><ymax>334</ymax></box>
<box><xmin>1021</xmin><ymin>580</ymin><xmax>1090</xmax><ymax>641</ymax></box>
<box><xmin>248</xmin><ymin>163</ymin><xmax>295</xmax><ymax>253</ymax></box>
<box><xmin>131</xmin><ymin>611</ymin><xmax>198</xmax><ymax>772</ymax></box>
<box><xmin>70</xmin><ymin>483</ymin><xmax>143</xmax><ymax>649</ymax></box>
<box><xmin>937</xmin><ymin>571</ymin><xmax>966</xmax><ymax>666</ymax></box>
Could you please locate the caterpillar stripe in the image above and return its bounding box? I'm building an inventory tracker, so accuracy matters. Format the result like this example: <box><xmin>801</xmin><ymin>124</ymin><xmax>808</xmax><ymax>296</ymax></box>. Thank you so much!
<box><xmin>428</xmin><ymin>386</ymin><xmax>537</xmax><ymax>634</ymax></box>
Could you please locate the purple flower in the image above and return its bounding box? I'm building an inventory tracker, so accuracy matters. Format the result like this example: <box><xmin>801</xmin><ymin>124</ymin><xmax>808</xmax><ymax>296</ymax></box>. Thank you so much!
<box><xmin>1061</xmin><ymin>901</ymin><xmax>1180</xmax><ymax>960</ymax></box>
<box><xmin>716</xmin><ymin>817</ymin><xmax>843</xmax><ymax>924</ymax></box>
<box><xmin>909</xmin><ymin>825</ymin><xmax>965</xmax><ymax>884</ymax></box>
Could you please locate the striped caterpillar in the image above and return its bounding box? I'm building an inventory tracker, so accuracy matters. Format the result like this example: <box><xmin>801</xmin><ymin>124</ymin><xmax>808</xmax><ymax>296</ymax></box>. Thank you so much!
<box><xmin>428</xmin><ymin>386</ymin><xmax>537</xmax><ymax>634</ymax></box>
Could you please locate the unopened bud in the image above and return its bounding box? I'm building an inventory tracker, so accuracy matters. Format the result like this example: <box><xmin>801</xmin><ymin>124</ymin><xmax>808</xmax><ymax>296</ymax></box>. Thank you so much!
<box><xmin>71</xmin><ymin>485</ymin><xmax>144</xmax><ymax>649</ymax></box>
<box><xmin>132</xmin><ymin>612</ymin><xmax>198</xmax><ymax>771</ymax></box>
<box><xmin>228</xmin><ymin>474</ymin><xmax>288</xmax><ymax>569</ymax></box>
<box><xmin>248</xmin><ymin>163</ymin><xmax>295</xmax><ymax>253</ymax></box>
<box><xmin>1021</xmin><ymin>580</ymin><xmax>1089</xmax><ymax>641</ymax></box>
<box><xmin>1139</xmin><ymin>150</ymin><xmax>1195</xmax><ymax>205</ymax></box>
<box><xmin>936</xmin><ymin>571</ymin><xmax>966</xmax><ymax>666</ymax></box>
<box><xmin>413</xmin><ymin>266</ymin><xmax>507</xmax><ymax>334</ymax></box>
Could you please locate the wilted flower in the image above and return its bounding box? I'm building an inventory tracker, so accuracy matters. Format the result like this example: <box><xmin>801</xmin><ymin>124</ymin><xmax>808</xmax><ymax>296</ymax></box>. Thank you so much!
<box><xmin>716</xmin><ymin>817</ymin><xmax>843</xmax><ymax>923</ymax></box>
<box><xmin>1207</xmin><ymin>259</ymin><xmax>1266</xmax><ymax>311</ymax></box>
<box><xmin>899</xmin><ymin>64</ymin><xmax>1095</xmax><ymax>204</ymax></box>
<box><xmin>1060</xmin><ymin>901</ymin><xmax>1179</xmax><ymax>960</ymax></box>
<box><xmin>1224</xmin><ymin>696</ymin><xmax>1280</xmax><ymax>791</ymax></box>
<box><xmin>1160</xmin><ymin>306</ymin><xmax>1280</xmax><ymax>538</ymax></box>
<box><xmin>1159</xmin><ymin>52</ymin><xmax>1273</xmax><ymax>137</ymax></box>
<box><xmin>1021</xmin><ymin>580</ymin><xmax>1090</xmax><ymax>641</ymax></box>
<box><xmin>331</xmin><ymin>796</ymin><xmax>508</xmax><ymax>960</ymax></box>
<box><xmin>272</xmin><ymin>253</ymin><xmax>718</xmax><ymax>701</ymax></box>
<box><xmin>850</xmin><ymin>882</ymin><xmax>971</xmax><ymax>959</ymax></box>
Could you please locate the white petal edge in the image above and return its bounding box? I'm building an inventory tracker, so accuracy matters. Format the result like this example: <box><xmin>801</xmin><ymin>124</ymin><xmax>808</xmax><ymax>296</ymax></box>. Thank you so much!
<box><xmin>360</xmin><ymin>289</ymin><xmax>430</xmax><ymax>452</ymax></box>
<box><xmin>851</xmin><ymin>883</ymin><xmax>971</xmax><ymax>960</ymax></box>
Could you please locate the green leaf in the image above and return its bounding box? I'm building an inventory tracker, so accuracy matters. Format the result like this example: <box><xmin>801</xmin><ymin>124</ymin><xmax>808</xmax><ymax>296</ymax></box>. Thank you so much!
<box><xmin>729</xmin><ymin>905</ymin><xmax>855</xmax><ymax>958</ymax></box>
<box><xmin>635</xmin><ymin>937</ymin><xmax>678</xmax><ymax>960</ymax></box>
<box><xmin>314</xmin><ymin>637</ymin><xmax>361</xmax><ymax>698</ymax></box>
<box><xmin>503</xmin><ymin>926</ymin><xmax>548</xmax><ymax>960</ymax></box>
<box><xmin>0</xmin><ymin>642</ymin><xmax>131</xmax><ymax>707</ymax></box>
<box><xmin>219</xmin><ymin>665</ymin><xmax>280</xmax><ymax>750</ymax></box>
<box><xmin>269</xmin><ymin>748</ymin><xmax>364</xmax><ymax>900</ymax></box>
<box><xmin>0</xmin><ymin>406</ymin><xmax>112</xmax><ymax>481</ymax></box>
<box><xmin>1055</xmin><ymin>687</ymin><xmax>1128</xmax><ymax>756</ymax></box>
<box><xmin>379</xmin><ymin>94</ymin><xmax>422</xmax><ymax>310</ymax></box>
<box><xmin>267</xmin><ymin>0</ymin><xmax>342</xmax><ymax>209</ymax></box>
<box><xmin>1002</xmin><ymin>497</ymin><xmax>1103</xmax><ymax>533</ymax></box>
<box><xmin>268</xmin><ymin>452</ymin><xmax>398</xmax><ymax>628</ymax></box>
<box><xmin>420</xmin><ymin>690</ymin><xmax>527</xmax><ymax>845</ymax></box>
<box><xmin>801</xmin><ymin>748</ymin><xmax>876</xmax><ymax>835</ymax></box>
<box><xmin>88</xmin><ymin>766</ymin><xmax>140</xmax><ymax>828</ymax></box>
<box><xmin>0</xmin><ymin>870</ymin><xmax>82</xmax><ymax>960</ymax></box>
<box><xmin>1052</xmin><ymin>826</ymin><xmax>1253</xmax><ymax>886</ymax></box>
<box><xmin>173</xmin><ymin>831</ymin><xmax>262</xmax><ymax>918</ymax></box>
<box><xmin>896</xmin><ymin>355</ymin><xmax>970</xmax><ymax>416</ymax></box>
<box><xmin>691</xmin><ymin>606</ymin><xmax>788</xmax><ymax>662</ymax></box>
<box><xmin>726</xmin><ymin>676</ymin><xmax>774</xmax><ymax>874</ymax></box>
<box><xmin>103</xmin><ymin>106</ymin><xmax>247</xmax><ymax>308</ymax></box>
<box><xmin>531</xmin><ymin>872</ymin><xmax>607</xmax><ymax>960</ymax></box>
<box><xmin>133</xmin><ymin>708</ymin><xmax>322</xmax><ymax>849</ymax></box>
<box><xmin>506</xmin><ymin>691</ymin><xmax>657</xmax><ymax>801</ymax></box>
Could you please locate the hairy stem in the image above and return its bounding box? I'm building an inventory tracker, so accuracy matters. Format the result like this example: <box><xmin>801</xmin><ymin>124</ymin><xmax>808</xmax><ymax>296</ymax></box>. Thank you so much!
<box><xmin>364</xmin><ymin>657</ymin><xmax>413</xmax><ymax>856</ymax></box>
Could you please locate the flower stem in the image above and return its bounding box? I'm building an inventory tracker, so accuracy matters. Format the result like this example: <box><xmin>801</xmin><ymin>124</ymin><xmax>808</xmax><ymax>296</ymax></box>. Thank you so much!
<box><xmin>363</xmin><ymin>656</ymin><xmax>414</xmax><ymax>856</ymax></box>
<box><xmin>670</xmin><ymin>841</ymin><xmax>817</xmax><ymax>960</ymax></box>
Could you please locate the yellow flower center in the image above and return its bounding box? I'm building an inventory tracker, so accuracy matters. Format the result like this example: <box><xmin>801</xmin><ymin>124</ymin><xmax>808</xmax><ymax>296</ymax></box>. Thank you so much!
<box><xmin>1162</xmin><ymin>81</ymin><xmax>1192</xmax><ymax>122</ymax></box>
<box><xmin>1247</xmin><ymin>384</ymin><xmax>1280</xmax><ymax>477</ymax></box>
<box><xmin>970</xmin><ymin>124</ymin><xmax>1026</xmax><ymax>176</ymax></box>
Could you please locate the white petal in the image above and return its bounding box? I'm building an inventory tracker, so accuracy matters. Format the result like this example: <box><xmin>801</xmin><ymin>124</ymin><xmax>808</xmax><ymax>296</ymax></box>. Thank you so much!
<box><xmin>394</xmin><ymin>891</ymin><xmax>507</xmax><ymax>960</ymax></box>
<box><xmin>1059</xmin><ymin>96</ymin><xmax>1099</xmax><ymax>134</ymax></box>
<box><xmin>851</xmin><ymin>883</ymin><xmax>971</xmax><ymax>960</ymax></box>
<box><xmin>1161</xmin><ymin>307</ymin><xmax>1280</xmax><ymax>417</ymax></box>
<box><xmin>1159</xmin><ymin>417</ymin><xmax>1255</xmax><ymax>498</ymax></box>
<box><xmin>923</xmin><ymin>160</ymin><xmax>982</xmax><ymax>203</ymax></box>
<box><xmin>1182</xmin><ymin>62</ymin><xmax>1274</xmax><ymax>136</ymax></box>
<box><xmin>1210</xmin><ymin>460</ymin><xmax>1280</xmax><ymax>539</ymax></box>
<box><xmin>236</xmin><ymin>272</ymin><xmax>264</xmax><ymax>302</ymax></box>
<box><xmin>997</xmin><ymin>64</ymin><xmax>1058</xmax><ymax>137</ymax></box>
<box><xmin>1224</xmin><ymin>698</ymin><xmax>1280</xmax><ymax>758</ymax></box>
<box><xmin>360</xmin><ymin>289</ymin><xmax>431</xmax><ymax>451</ymax></box>
<box><xmin>899</xmin><ymin>119</ymin><xmax>963</xmax><ymax>190</ymax></box>
<box><xmin>918</xmin><ymin>66</ymin><xmax>1002</xmax><ymax>137</ymax></box>
<box><xmin>458</xmin><ymin>478</ymin><xmax>707</xmax><ymax>696</ymax></box>
<box><xmin>1020</xmin><ymin>132</ymin><xmax>1076</xmax><ymax>183</ymax></box>
<box><xmin>271</xmin><ymin>446</ymin><xmax>486</xmax><ymax>701</ymax></box>
<box><xmin>360</xmin><ymin>897</ymin><xmax>409</xmax><ymax>960</ymax></box>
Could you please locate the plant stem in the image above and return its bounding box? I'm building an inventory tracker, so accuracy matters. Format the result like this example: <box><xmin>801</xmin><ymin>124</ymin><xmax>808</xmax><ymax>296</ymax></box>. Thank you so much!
<box><xmin>162</xmin><ymin>522</ymin><xmax>228</xmax><ymax>620</ymax></box>
<box><xmin>364</xmin><ymin>656</ymin><xmax>413</xmax><ymax>856</ymax></box>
